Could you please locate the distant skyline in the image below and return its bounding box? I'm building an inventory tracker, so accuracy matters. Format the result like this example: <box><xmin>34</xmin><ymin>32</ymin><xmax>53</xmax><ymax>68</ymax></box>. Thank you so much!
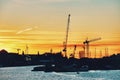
<box><xmin>0</xmin><ymin>0</ymin><xmax>120</xmax><ymax>58</ymax></box>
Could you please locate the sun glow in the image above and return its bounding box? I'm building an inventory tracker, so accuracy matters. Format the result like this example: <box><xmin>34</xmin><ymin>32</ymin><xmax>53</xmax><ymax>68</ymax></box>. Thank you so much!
<box><xmin>0</xmin><ymin>0</ymin><xmax>120</xmax><ymax>58</ymax></box>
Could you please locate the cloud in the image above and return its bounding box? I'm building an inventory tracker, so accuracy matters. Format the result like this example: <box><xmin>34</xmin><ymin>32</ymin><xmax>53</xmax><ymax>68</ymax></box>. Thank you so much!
<box><xmin>16</xmin><ymin>26</ymin><xmax>38</xmax><ymax>34</ymax></box>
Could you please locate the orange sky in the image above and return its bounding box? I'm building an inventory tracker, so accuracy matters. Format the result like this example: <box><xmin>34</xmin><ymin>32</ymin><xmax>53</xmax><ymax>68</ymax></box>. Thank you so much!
<box><xmin>0</xmin><ymin>0</ymin><xmax>120</xmax><ymax>58</ymax></box>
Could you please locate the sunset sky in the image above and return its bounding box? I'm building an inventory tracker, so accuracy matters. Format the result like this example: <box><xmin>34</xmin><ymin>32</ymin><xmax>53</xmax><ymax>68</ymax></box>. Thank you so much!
<box><xmin>0</xmin><ymin>0</ymin><xmax>120</xmax><ymax>58</ymax></box>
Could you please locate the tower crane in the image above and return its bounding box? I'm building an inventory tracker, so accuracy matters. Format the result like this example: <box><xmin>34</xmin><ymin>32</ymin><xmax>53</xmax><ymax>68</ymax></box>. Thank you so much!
<box><xmin>25</xmin><ymin>44</ymin><xmax>28</xmax><ymax>54</ymax></box>
<box><xmin>83</xmin><ymin>37</ymin><xmax>101</xmax><ymax>57</ymax></box>
<box><xmin>63</xmin><ymin>14</ymin><xmax>71</xmax><ymax>57</ymax></box>
<box><xmin>25</xmin><ymin>44</ymin><xmax>31</xmax><ymax>61</ymax></box>
<box><xmin>73</xmin><ymin>45</ymin><xmax>77</xmax><ymax>57</ymax></box>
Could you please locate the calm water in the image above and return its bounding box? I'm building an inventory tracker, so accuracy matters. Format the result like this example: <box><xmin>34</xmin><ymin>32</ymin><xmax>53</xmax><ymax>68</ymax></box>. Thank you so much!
<box><xmin>0</xmin><ymin>66</ymin><xmax>120</xmax><ymax>80</ymax></box>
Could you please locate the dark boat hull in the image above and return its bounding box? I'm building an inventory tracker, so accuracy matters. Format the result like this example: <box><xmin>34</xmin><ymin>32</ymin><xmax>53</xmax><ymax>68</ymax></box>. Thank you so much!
<box><xmin>32</xmin><ymin>65</ymin><xmax>89</xmax><ymax>72</ymax></box>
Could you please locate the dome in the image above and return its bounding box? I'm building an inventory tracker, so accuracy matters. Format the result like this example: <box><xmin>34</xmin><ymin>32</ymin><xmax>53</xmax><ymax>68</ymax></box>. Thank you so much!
<box><xmin>0</xmin><ymin>49</ymin><xmax>8</xmax><ymax>54</ymax></box>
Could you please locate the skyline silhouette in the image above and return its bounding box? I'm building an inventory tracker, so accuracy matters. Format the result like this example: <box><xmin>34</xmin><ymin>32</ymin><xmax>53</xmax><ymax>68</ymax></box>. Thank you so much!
<box><xmin>0</xmin><ymin>0</ymin><xmax>120</xmax><ymax>58</ymax></box>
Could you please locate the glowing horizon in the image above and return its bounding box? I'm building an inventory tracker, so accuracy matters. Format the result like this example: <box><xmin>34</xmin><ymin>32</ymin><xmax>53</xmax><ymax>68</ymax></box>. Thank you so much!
<box><xmin>0</xmin><ymin>0</ymin><xmax>120</xmax><ymax>58</ymax></box>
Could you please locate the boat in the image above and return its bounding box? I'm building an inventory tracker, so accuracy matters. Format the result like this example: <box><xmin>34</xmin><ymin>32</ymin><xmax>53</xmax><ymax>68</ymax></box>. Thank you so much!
<box><xmin>79</xmin><ymin>65</ymin><xmax>89</xmax><ymax>71</ymax></box>
<box><xmin>32</xmin><ymin>64</ymin><xmax>89</xmax><ymax>72</ymax></box>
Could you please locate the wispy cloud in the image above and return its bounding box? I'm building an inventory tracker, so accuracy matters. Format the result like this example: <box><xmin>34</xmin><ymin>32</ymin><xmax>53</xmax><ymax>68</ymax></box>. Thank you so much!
<box><xmin>16</xmin><ymin>26</ymin><xmax>38</xmax><ymax>34</ymax></box>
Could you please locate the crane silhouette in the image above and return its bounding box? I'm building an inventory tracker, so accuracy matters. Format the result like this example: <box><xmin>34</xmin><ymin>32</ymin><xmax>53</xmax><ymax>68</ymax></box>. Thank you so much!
<box><xmin>63</xmin><ymin>14</ymin><xmax>71</xmax><ymax>57</ymax></box>
<box><xmin>83</xmin><ymin>37</ymin><xmax>101</xmax><ymax>58</ymax></box>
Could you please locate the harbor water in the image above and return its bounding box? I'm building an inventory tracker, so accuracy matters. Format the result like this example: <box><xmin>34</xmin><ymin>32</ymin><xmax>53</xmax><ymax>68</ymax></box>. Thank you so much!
<box><xmin>0</xmin><ymin>66</ymin><xmax>120</xmax><ymax>80</ymax></box>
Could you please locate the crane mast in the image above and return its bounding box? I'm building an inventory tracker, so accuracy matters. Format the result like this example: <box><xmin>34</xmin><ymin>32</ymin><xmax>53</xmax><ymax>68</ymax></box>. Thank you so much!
<box><xmin>63</xmin><ymin>14</ymin><xmax>71</xmax><ymax>57</ymax></box>
<box><xmin>25</xmin><ymin>44</ymin><xmax>28</xmax><ymax>54</ymax></box>
<box><xmin>83</xmin><ymin>37</ymin><xmax>101</xmax><ymax>58</ymax></box>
